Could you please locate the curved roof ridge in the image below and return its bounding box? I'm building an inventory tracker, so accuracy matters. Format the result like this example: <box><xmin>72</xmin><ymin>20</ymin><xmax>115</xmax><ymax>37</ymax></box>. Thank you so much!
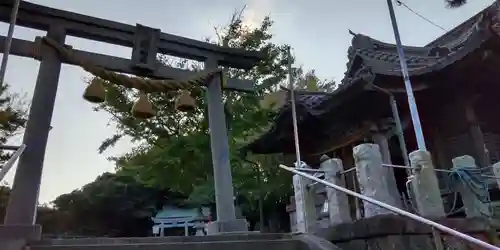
<box><xmin>426</xmin><ymin>0</ymin><xmax>496</xmax><ymax>47</ymax></box>
<box><xmin>350</xmin><ymin>33</ymin><xmax>430</xmax><ymax>53</ymax></box>
<box><xmin>340</xmin><ymin>6</ymin><xmax>492</xmax><ymax>84</ymax></box>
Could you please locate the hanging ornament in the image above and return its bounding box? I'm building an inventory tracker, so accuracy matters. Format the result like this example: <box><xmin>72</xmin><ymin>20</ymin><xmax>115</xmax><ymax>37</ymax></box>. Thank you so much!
<box><xmin>175</xmin><ymin>89</ymin><xmax>196</xmax><ymax>112</ymax></box>
<box><xmin>131</xmin><ymin>91</ymin><xmax>156</xmax><ymax>119</ymax></box>
<box><xmin>0</xmin><ymin>110</ymin><xmax>10</xmax><ymax>125</ymax></box>
<box><xmin>83</xmin><ymin>77</ymin><xmax>106</xmax><ymax>103</ymax></box>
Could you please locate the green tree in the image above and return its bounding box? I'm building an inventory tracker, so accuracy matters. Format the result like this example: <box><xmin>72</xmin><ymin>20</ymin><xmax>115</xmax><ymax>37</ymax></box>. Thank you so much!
<box><xmin>2</xmin><ymin>175</ymin><xmax>167</xmax><ymax>237</ymax></box>
<box><xmin>51</xmin><ymin>172</ymin><xmax>171</xmax><ymax>237</ymax></box>
<box><xmin>0</xmin><ymin>83</ymin><xmax>28</xmax><ymax>220</ymax></box>
<box><xmin>36</xmin><ymin>204</ymin><xmax>69</xmax><ymax>235</ymax></box>
<box><xmin>0</xmin><ymin>185</ymin><xmax>61</xmax><ymax>231</ymax></box>
<box><xmin>0</xmin><ymin>83</ymin><xmax>28</xmax><ymax>163</ymax></box>
<box><xmin>446</xmin><ymin>0</ymin><xmax>467</xmax><ymax>8</ymax></box>
<box><xmin>92</xmin><ymin>9</ymin><xmax>335</xmax><ymax>230</ymax></box>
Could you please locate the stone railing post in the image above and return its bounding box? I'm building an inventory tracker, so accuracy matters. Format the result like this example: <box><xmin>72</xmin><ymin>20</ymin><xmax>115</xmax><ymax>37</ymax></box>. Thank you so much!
<box><xmin>452</xmin><ymin>155</ymin><xmax>490</xmax><ymax>218</ymax></box>
<box><xmin>293</xmin><ymin>162</ymin><xmax>317</xmax><ymax>233</ymax></box>
<box><xmin>353</xmin><ymin>143</ymin><xmax>402</xmax><ymax>217</ymax></box>
<box><xmin>409</xmin><ymin>150</ymin><xmax>445</xmax><ymax>218</ymax></box>
<box><xmin>320</xmin><ymin>155</ymin><xmax>351</xmax><ymax>225</ymax></box>
<box><xmin>492</xmin><ymin>161</ymin><xmax>500</xmax><ymax>189</ymax></box>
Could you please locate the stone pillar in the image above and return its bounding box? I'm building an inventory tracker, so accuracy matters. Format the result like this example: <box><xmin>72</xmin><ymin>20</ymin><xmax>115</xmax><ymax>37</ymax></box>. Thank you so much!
<box><xmin>204</xmin><ymin>59</ymin><xmax>247</xmax><ymax>234</ymax></box>
<box><xmin>195</xmin><ymin>226</ymin><xmax>205</xmax><ymax>236</ymax></box>
<box><xmin>409</xmin><ymin>150</ymin><xmax>445</xmax><ymax>218</ymax></box>
<box><xmin>184</xmin><ymin>222</ymin><xmax>189</xmax><ymax>236</ymax></box>
<box><xmin>353</xmin><ymin>143</ymin><xmax>402</xmax><ymax>217</ymax></box>
<box><xmin>320</xmin><ymin>156</ymin><xmax>351</xmax><ymax>225</ymax></box>
<box><xmin>492</xmin><ymin>162</ymin><xmax>500</xmax><ymax>189</ymax></box>
<box><xmin>0</xmin><ymin>225</ymin><xmax>41</xmax><ymax>250</ymax></box>
<box><xmin>5</xmin><ymin>27</ymin><xmax>66</xmax><ymax>225</ymax></box>
<box><xmin>293</xmin><ymin>162</ymin><xmax>317</xmax><ymax>233</ymax></box>
<box><xmin>452</xmin><ymin>155</ymin><xmax>490</xmax><ymax>218</ymax></box>
<box><xmin>372</xmin><ymin>132</ymin><xmax>401</xmax><ymax>207</ymax></box>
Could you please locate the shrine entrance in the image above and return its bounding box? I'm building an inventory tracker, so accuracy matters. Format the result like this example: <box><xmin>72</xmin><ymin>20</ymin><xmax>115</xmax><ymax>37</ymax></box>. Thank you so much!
<box><xmin>0</xmin><ymin>0</ymin><xmax>263</xmax><ymax>235</ymax></box>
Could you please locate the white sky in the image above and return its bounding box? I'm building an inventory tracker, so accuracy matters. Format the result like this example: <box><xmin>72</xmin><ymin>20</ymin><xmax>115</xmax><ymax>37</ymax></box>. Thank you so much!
<box><xmin>0</xmin><ymin>0</ymin><xmax>495</xmax><ymax>203</ymax></box>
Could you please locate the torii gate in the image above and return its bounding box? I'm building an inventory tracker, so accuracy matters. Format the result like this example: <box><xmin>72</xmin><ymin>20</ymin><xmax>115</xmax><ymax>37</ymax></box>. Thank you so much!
<box><xmin>0</xmin><ymin>0</ymin><xmax>263</xmax><ymax>234</ymax></box>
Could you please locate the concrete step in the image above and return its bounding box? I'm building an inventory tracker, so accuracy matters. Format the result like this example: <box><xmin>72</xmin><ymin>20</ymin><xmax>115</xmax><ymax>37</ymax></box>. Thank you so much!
<box><xmin>32</xmin><ymin>233</ymin><xmax>290</xmax><ymax>246</ymax></box>
<box><xmin>29</xmin><ymin>239</ymin><xmax>304</xmax><ymax>250</ymax></box>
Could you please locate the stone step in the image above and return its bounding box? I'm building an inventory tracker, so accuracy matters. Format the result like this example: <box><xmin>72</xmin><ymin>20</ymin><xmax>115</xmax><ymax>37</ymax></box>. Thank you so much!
<box><xmin>32</xmin><ymin>233</ymin><xmax>290</xmax><ymax>246</ymax></box>
<box><xmin>29</xmin><ymin>239</ymin><xmax>304</xmax><ymax>250</ymax></box>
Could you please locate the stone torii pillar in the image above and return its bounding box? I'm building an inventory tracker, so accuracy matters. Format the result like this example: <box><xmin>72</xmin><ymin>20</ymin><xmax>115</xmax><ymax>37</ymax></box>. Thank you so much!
<box><xmin>204</xmin><ymin>59</ymin><xmax>248</xmax><ymax>234</ymax></box>
<box><xmin>4</xmin><ymin>27</ymin><xmax>65</xmax><ymax>225</ymax></box>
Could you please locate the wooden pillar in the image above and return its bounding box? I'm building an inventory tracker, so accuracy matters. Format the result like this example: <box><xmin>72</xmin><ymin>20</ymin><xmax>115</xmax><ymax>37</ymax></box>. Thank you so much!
<box><xmin>431</xmin><ymin>129</ymin><xmax>450</xmax><ymax>192</ymax></box>
<box><xmin>371</xmin><ymin>124</ymin><xmax>401</xmax><ymax>206</ymax></box>
<box><xmin>432</xmin><ymin>128</ymin><xmax>449</xmax><ymax>170</ymax></box>
<box><xmin>370</xmin><ymin>122</ymin><xmax>394</xmax><ymax>164</ymax></box>
<box><xmin>465</xmin><ymin>98</ymin><xmax>489</xmax><ymax>168</ymax></box>
<box><xmin>372</xmin><ymin>133</ymin><xmax>392</xmax><ymax>164</ymax></box>
<box><xmin>340</xmin><ymin>145</ymin><xmax>361</xmax><ymax>219</ymax></box>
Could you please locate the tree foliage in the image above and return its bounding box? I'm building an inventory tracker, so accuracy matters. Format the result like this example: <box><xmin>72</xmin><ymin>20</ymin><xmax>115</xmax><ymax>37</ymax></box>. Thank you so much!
<box><xmin>445</xmin><ymin>0</ymin><xmax>467</xmax><ymax>8</ymax></box>
<box><xmin>1</xmin><ymin>175</ymin><xmax>166</xmax><ymax>237</ymax></box>
<box><xmin>0</xmin><ymin>185</ymin><xmax>64</xmax><ymax>233</ymax></box>
<box><xmin>0</xmin><ymin>82</ymin><xmax>28</xmax><ymax>220</ymax></box>
<box><xmin>91</xmin><ymin>10</ymin><xmax>337</xmax><ymax>226</ymax></box>
<box><xmin>49</xmin><ymin>172</ymin><xmax>172</xmax><ymax>237</ymax></box>
<box><xmin>0</xmin><ymin>83</ymin><xmax>28</xmax><ymax>162</ymax></box>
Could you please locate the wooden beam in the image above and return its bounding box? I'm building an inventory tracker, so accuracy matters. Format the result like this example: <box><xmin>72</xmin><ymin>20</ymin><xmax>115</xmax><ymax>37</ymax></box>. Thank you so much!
<box><xmin>0</xmin><ymin>0</ymin><xmax>265</xmax><ymax>69</ymax></box>
<box><xmin>364</xmin><ymin>82</ymin><xmax>429</xmax><ymax>93</ymax></box>
<box><xmin>1</xmin><ymin>36</ymin><xmax>254</xmax><ymax>92</ymax></box>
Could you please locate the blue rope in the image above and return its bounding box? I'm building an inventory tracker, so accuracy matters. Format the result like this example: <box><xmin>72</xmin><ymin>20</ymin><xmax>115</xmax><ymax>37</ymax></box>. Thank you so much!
<box><xmin>406</xmin><ymin>164</ymin><xmax>492</xmax><ymax>217</ymax></box>
<box><xmin>448</xmin><ymin>164</ymin><xmax>492</xmax><ymax>217</ymax></box>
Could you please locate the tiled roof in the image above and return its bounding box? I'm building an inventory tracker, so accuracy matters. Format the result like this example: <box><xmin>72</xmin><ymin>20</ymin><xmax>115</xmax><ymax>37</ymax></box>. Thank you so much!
<box><xmin>281</xmin><ymin>91</ymin><xmax>333</xmax><ymax>116</ymax></box>
<box><xmin>243</xmin><ymin>0</ymin><xmax>499</xmax><ymax>155</ymax></box>
<box><xmin>342</xmin><ymin>10</ymin><xmax>488</xmax><ymax>84</ymax></box>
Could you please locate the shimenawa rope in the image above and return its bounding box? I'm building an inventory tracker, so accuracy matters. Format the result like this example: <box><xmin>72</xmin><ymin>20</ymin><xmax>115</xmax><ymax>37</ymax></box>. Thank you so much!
<box><xmin>37</xmin><ymin>36</ymin><xmax>223</xmax><ymax>93</ymax></box>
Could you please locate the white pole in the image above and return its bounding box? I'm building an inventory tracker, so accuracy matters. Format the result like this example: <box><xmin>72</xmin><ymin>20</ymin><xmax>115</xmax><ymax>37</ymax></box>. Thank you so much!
<box><xmin>287</xmin><ymin>47</ymin><xmax>302</xmax><ymax>166</ymax></box>
<box><xmin>0</xmin><ymin>144</ymin><xmax>25</xmax><ymax>182</ymax></box>
<box><xmin>0</xmin><ymin>0</ymin><xmax>21</xmax><ymax>85</ymax></box>
<box><xmin>386</xmin><ymin>0</ymin><xmax>427</xmax><ymax>151</ymax></box>
<box><xmin>280</xmin><ymin>164</ymin><xmax>500</xmax><ymax>250</ymax></box>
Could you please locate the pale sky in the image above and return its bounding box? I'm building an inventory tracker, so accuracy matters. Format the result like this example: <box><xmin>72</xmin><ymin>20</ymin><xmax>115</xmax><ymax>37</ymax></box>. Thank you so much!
<box><xmin>0</xmin><ymin>0</ymin><xmax>495</xmax><ymax>203</ymax></box>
